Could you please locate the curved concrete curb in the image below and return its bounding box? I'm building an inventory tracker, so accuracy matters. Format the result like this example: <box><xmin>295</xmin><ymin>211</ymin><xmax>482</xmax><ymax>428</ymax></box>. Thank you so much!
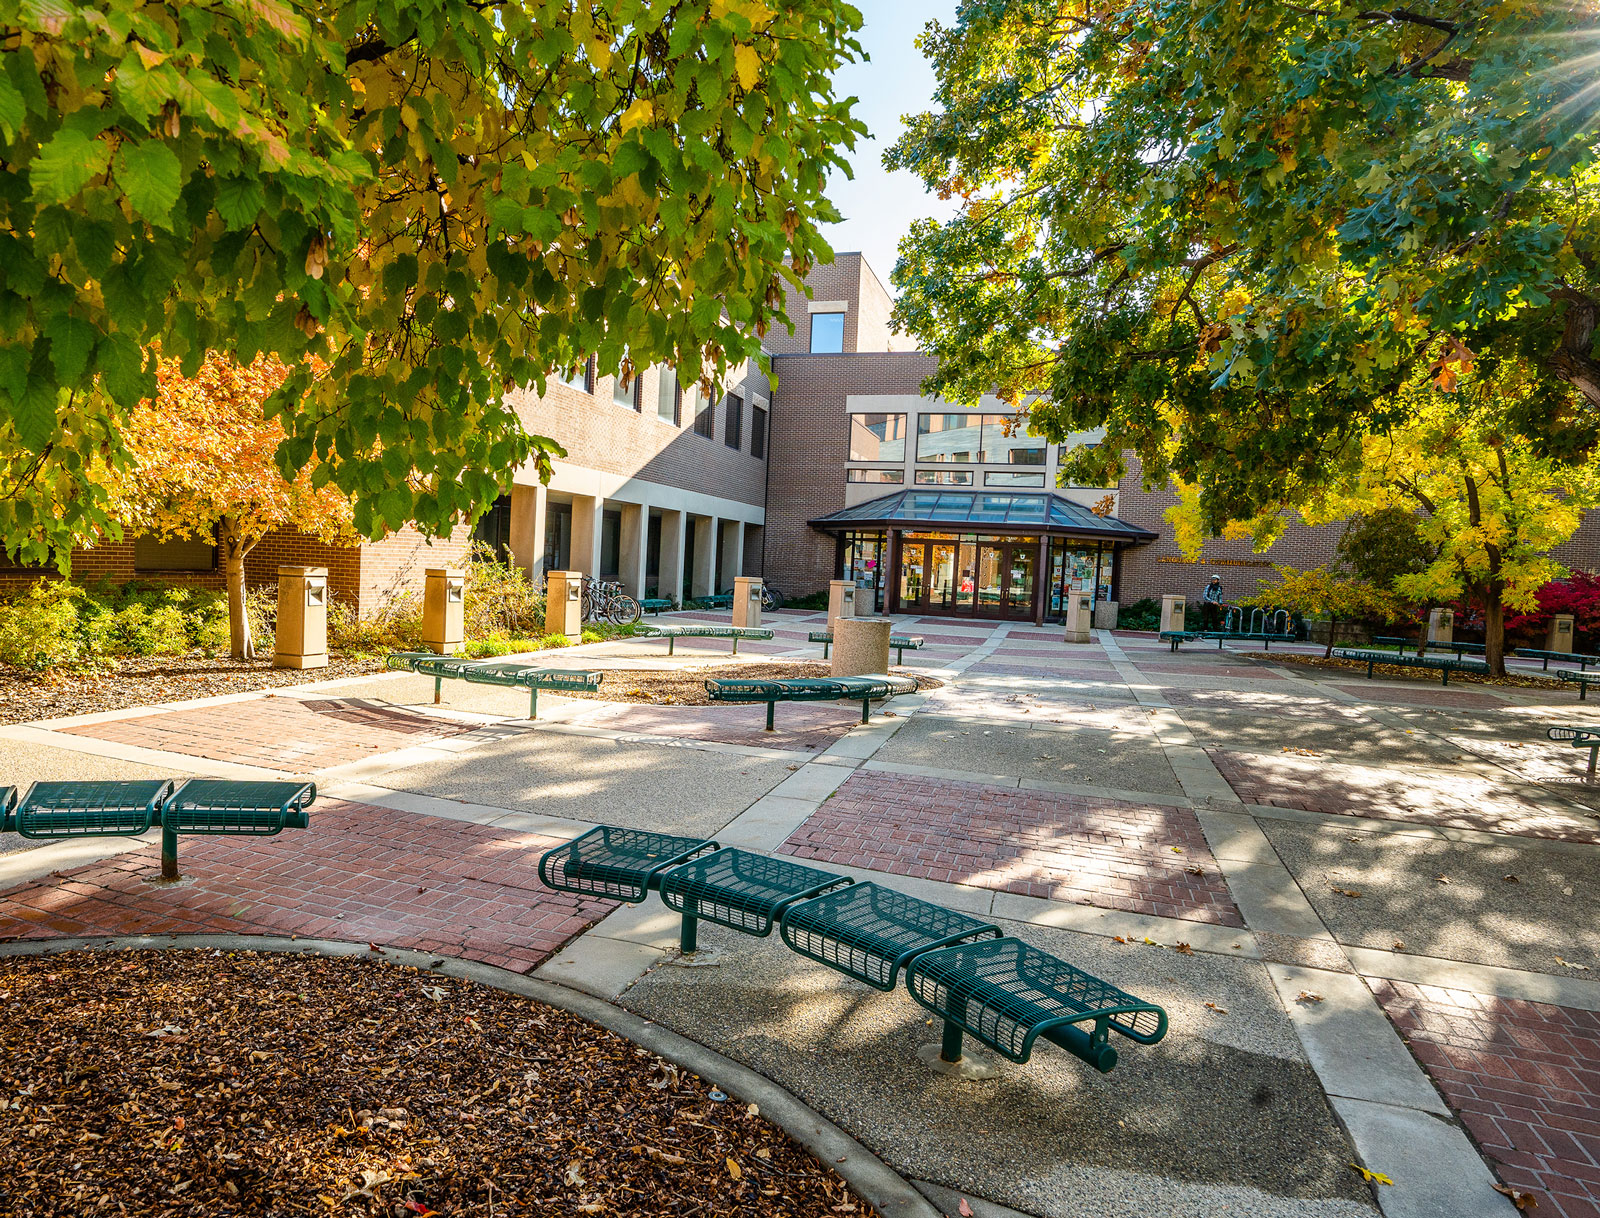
<box><xmin>0</xmin><ymin>933</ymin><xmax>941</xmax><ymax>1218</ymax></box>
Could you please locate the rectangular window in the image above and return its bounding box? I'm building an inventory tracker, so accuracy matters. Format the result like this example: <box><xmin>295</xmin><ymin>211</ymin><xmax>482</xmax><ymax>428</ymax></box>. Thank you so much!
<box><xmin>810</xmin><ymin>311</ymin><xmax>845</xmax><ymax>353</ymax></box>
<box><xmin>613</xmin><ymin>366</ymin><xmax>639</xmax><ymax>410</ymax></box>
<box><xmin>134</xmin><ymin>534</ymin><xmax>216</xmax><ymax>572</ymax></box>
<box><xmin>846</xmin><ymin>468</ymin><xmax>904</xmax><ymax>484</ymax></box>
<box><xmin>848</xmin><ymin>413</ymin><xmax>907</xmax><ymax>462</ymax></box>
<box><xmin>559</xmin><ymin>357</ymin><xmax>594</xmax><ymax>394</ymax></box>
<box><xmin>692</xmin><ymin>388</ymin><xmax>713</xmax><ymax>438</ymax></box>
<box><xmin>986</xmin><ymin>470</ymin><xmax>1046</xmax><ymax>487</ymax></box>
<box><xmin>916</xmin><ymin>412</ymin><xmax>983</xmax><ymax>463</ymax></box>
<box><xmin>657</xmin><ymin>367</ymin><xmax>680</xmax><ymax>424</ymax></box>
<box><xmin>979</xmin><ymin>414</ymin><xmax>1046</xmax><ymax>464</ymax></box>
<box><xmin>915</xmin><ymin>469</ymin><xmax>973</xmax><ymax>486</ymax></box>
<box><xmin>724</xmin><ymin>393</ymin><xmax>743</xmax><ymax>450</ymax></box>
<box><xmin>751</xmin><ymin>406</ymin><xmax>768</xmax><ymax>459</ymax></box>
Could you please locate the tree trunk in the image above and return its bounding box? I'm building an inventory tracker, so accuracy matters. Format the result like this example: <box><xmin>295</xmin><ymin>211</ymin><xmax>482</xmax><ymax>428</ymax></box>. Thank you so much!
<box><xmin>1484</xmin><ymin>595</ymin><xmax>1506</xmax><ymax>677</ymax></box>
<box><xmin>218</xmin><ymin>516</ymin><xmax>259</xmax><ymax>662</ymax></box>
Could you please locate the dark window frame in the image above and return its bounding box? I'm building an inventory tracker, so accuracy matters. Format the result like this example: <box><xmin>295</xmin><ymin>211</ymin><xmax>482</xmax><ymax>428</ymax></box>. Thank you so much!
<box><xmin>693</xmin><ymin>390</ymin><xmax>714</xmax><ymax>438</ymax></box>
<box><xmin>751</xmin><ymin>405</ymin><xmax>768</xmax><ymax>459</ymax></box>
<box><xmin>724</xmin><ymin>393</ymin><xmax>743</xmax><ymax>451</ymax></box>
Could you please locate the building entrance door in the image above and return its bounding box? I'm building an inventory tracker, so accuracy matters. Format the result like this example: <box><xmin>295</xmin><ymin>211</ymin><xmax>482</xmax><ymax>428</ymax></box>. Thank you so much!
<box><xmin>894</xmin><ymin>536</ymin><xmax>1037</xmax><ymax>620</ymax></box>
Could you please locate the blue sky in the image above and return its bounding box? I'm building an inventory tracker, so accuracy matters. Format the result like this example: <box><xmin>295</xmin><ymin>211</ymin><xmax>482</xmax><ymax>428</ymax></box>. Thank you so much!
<box><xmin>818</xmin><ymin>0</ymin><xmax>959</xmax><ymax>290</ymax></box>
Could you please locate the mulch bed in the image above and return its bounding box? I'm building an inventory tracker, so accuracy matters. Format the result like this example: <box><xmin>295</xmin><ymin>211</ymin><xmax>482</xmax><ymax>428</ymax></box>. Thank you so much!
<box><xmin>0</xmin><ymin>950</ymin><xmax>874</xmax><ymax>1218</ymax></box>
<box><xmin>1238</xmin><ymin>652</ymin><xmax>1562</xmax><ymax>690</ymax></box>
<box><xmin>557</xmin><ymin>663</ymin><xmax>943</xmax><ymax>707</ymax></box>
<box><xmin>0</xmin><ymin>654</ymin><xmax>388</xmax><ymax>726</ymax></box>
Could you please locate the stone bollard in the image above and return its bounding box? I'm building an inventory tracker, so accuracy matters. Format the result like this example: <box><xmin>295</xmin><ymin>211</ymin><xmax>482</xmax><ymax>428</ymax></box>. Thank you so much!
<box><xmin>1159</xmin><ymin>594</ymin><xmax>1186</xmax><ymax>634</ymax></box>
<box><xmin>827</xmin><ymin>579</ymin><xmax>858</xmax><ymax>629</ymax></box>
<box><xmin>832</xmin><ymin>616</ymin><xmax>892</xmax><ymax>678</ymax></box>
<box><xmin>423</xmin><ymin>567</ymin><xmax>466</xmax><ymax>654</ymax></box>
<box><xmin>733</xmin><ymin>576</ymin><xmax>763</xmax><ymax>629</ymax></box>
<box><xmin>1093</xmin><ymin>599</ymin><xmax>1118</xmax><ymax>631</ymax></box>
<box><xmin>1427</xmin><ymin>607</ymin><xmax>1454</xmax><ymax>646</ymax></box>
<box><xmin>544</xmin><ymin>570</ymin><xmax>583</xmax><ymax>638</ymax></box>
<box><xmin>274</xmin><ymin>566</ymin><xmax>329</xmax><ymax>669</ymax></box>
<box><xmin>1547</xmin><ymin>613</ymin><xmax>1576</xmax><ymax>653</ymax></box>
<box><xmin>1064</xmin><ymin>592</ymin><xmax>1093</xmax><ymax>644</ymax></box>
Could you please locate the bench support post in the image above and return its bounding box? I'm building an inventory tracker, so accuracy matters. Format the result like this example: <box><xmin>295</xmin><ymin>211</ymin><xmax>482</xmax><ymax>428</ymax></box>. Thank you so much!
<box><xmin>529</xmin><ymin>685</ymin><xmax>539</xmax><ymax>720</ymax></box>
<box><xmin>860</xmin><ymin>698</ymin><xmax>871</xmax><ymax>724</ymax></box>
<box><xmin>434</xmin><ymin>676</ymin><xmax>442</xmax><ymax>705</ymax></box>
<box><xmin>765</xmin><ymin>702</ymin><xmax>776</xmax><ymax>732</ymax></box>
<box><xmin>159</xmin><ymin>821</ymin><xmax>180</xmax><ymax>883</ymax></box>
<box><xmin>940</xmin><ymin>1020</ymin><xmax>964</xmax><ymax>1064</ymax></box>
<box><xmin>680</xmin><ymin>912</ymin><xmax>698</xmax><ymax>954</ymax></box>
<box><xmin>823</xmin><ymin>641</ymin><xmax>831</xmax><ymax>659</ymax></box>
<box><xmin>731</xmin><ymin>637</ymin><xmax>739</xmax><ymax>655</ymax></box>
<box><xmin>1588</xmin><ymin>743</ymin><xmax>1599</xmax><ymax>779</ymax></box>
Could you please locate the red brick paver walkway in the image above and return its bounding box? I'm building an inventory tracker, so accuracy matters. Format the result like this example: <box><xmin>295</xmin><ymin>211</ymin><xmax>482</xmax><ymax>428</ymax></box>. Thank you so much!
<box><xmin>1373</xmin><ymin>978</ymin><xmax>1600</xmax><ymax>1217</ymax></box>
<box><xmin>1207</xmin><ymin>749</ymin><xmax>1600</xmax><ymax>842</ymax></box>
<box><xmin>60</xmin><ymin>696</ymin><xmax>476</xmax><ymax>771</ymax></box>
<box><xmin>780</xmin><ymin>771</ymin><xmax>1242</xmax><ymax>925</ymax></box>
<box><xmin>0</xmin><ymin>801</ymin><xmax>610</xmax><ymax>972</ymax></box>
<box><xmin>578</xmin><ymin>702</ymin><xmax>861</xmax><ymax>752</ymax></box>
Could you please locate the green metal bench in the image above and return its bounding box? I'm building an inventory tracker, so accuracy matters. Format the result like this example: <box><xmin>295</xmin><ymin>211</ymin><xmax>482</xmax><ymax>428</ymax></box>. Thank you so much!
<box><xmin>0</xmin><ymin>785</ymin><xmax>13</xmax><ymax>831</ymax></box>
<box><xmin>537</xmin><ymin>825</ymin><xmax>718</xmax><ymax>904</ymax></box>
<box><xmin>779</xmin><ymin>881</ymin><xmax>1001</xmax><ymax>990</ymax></box>
<box><xmin>706</xmin><ymin>673</ymin><xmax>918</xmax><ymax>729</ymax></box>
<box><xmin>690</xmin><ymin>593</ymin><xmax>735</xmax><ymax>610</ymax></box>
<box><xmin>634</xmin><ymin>624</ymin><xmax>774</xmax><ymax>655</ymax></box>
<box><xmin>4</xmin><ymin>778</ymin><xmax>314</xmax><ymax>880</ymax></box>
<box><xmin>656</xmin><ymin>846</ymin><xmax>851</xmax><ymax>953</ymax></box>
<box><xmin>1371</xmin><ymin>635</ymin><xmax>1418</xmax><ymax>650</ymax></box>
<box><xmin>807</xmin><ymin>630</ymin><xmax>925</xmax><ymax>665</ymax></box>
<box><xmin>1158</xmin><ymin>630</ymin><xmax>1199</xmax><ymax>652</ymax></box>
<box><xmin>1332</xmin><ymin>647</ymin><xmax>1489</xmax><ymax>686</ymax></box>
<box><xmin>640</xmin><ymin>598</ymin><xmax>675</xmax><ymax>614</ymax></box>
<box><xmin>1559</xmin><ymin>669</ymin><xmax>1600</xmax><ymax>699</ymax></box>
<box><xmin>904</xmin><ymin>936</ymin><xmax>1169</xmax><ymax>1073</ymax></box>
<box><xmin>385</xmin><ymin>651</ymin><xmax>601</xmax><ymax>718</ymax></box>
<box><xmin>1548</xmin><ymin>726</ymin><xmax>1600</xmax><ymax>777</ymax></box>
<box><xmin>1519</xmin><ymin>648</ymin><xmax>1600</xmax><ymax>671</ymax></box>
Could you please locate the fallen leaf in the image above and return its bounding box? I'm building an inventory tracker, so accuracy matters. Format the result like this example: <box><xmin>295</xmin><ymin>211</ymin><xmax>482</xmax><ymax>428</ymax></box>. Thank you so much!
<box><xmin>1297</xmin><ymin>991</ymin><xmax>1324</xmax><ymax>1004</ymax></box>
<box><xmin>1349</xmin><ymin>1162</ymin><xmax>1394</xmax><ymax>1186</ymax></box>
<box><xmin>1435</xmin><ymin>874</ymin><xmax>1451</xmax><ymax>884</ymax></box>
<box><xmin>1142</xmin><ymin>937</ymin><xmax>1158</xmax><ymax>946</ymax></box>
<box><xmin>1555</xmin><ymin>956</ymin><xmax>1590</xmax><ymax>971</ymax></box>
<box><xmin>959</xmin><ymin>1200</ymin><xmax>975</xmax><ymax>1217</ymax></box>
<box><xmin>1171</xmin><ymin>846</ymin><xmax>1184</xmax><ymax>853</ymax></box>
<box><xmin>1112</xmin><ymin>936</ymin><xmax>1130</xmax><ymax>945</ymax></box>
<box><xmin>1184</xmin><ymin>865</ymin><xmax>1205</xmax><ymax>877</ymax></box>
<box><xmin>1205</xmin><ymin>1001</ymin><xmax>1229</xmax><ymax>1014</ymax></box>
<box><xmin>1504</xmin><ymin>875</ymin><xmax>1521</xmax><ymax>883</ymax></box>
<box><xmin>727</xmin><ymin>1158</ymin><xmax>742</xmax><ymax>1180</ymax></box>
<box><xmin>754</xmin><ymin>1148</ymin><xmax>771</xmax><ymax>1160</ymax></box>
<box><xmin>1174</xmin><ymin>942</ymin><xmax>1195</xmax><ymax>956</ymax></box>
<box><xmin>1492</xmin><ymin>1182</ymin><xmax>1539</xmax><ymax>1209</ymax></box>
<box><xmin>565</xmin><ymin>1160</ymin><xmax>586</xmax><ymax>1186</ymax></box>
<box><xmin>1332</xmin><ymin>886</ymin><xmax>1363</xmax><ymax>898</ymax></box>
<box><xmin>368</xmin><ymin>943</ymin><xmax>384</xmax><ymax>954</ymax></box>
<box><xmin>1392</xmin><ymin>940</ymin><xmax>1405</xmax><ymax>951</ymax></box>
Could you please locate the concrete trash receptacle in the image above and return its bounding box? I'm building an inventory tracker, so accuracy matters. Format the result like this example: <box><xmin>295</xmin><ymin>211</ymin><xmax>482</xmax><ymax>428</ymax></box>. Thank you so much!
<box><xmin>1159</xmin><ymin>594</ymin><xmax>1186</xmax><ymax>634</ymax></box>
<box><xmin>545</xmin><ymin>571</ymin><xmax>583</xmax><ymax>638</ymax></box>
<box><xmin>828</xmin><ymin>580</ymin><xmax>858</xmax><ymax>629</ymax></box>
<box><xmin>274</xmin><ymin>566</ymin><xmax>328</xmax><ymax>670</ymax></box>
<box><xmin>833</xmin><ymin>617</ymin><xmax>891</xmax><ymax>678</ymax></box>
<box><xmin>1547</xmin><ymin>614</ymin><xmax>1575</xmax><ymax>652</ymax></box>
<box><xmin>1427</xmin><ymin>607</ymin><xmax>1454</xmax><ymax>645</ymax></box>
<box><xmin>423</xmin><ymin>567</ymin><xmax>465</xmax><ymax>654</ymax></box>
<box><xmin>1064</xmin><ymin>593</ymin><xmax>1093</xmax><ymax>644</ymax></box>
<box><xmin>733</xmin><ymin>576</ymin><xmax>763</xmax><ymax>629</ymax></box>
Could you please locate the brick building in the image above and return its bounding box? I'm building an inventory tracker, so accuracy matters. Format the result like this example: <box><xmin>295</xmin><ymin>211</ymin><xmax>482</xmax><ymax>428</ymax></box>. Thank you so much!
<box><xmin>13</xmin><ymin>251</ymin><xmax>1599</xmax><ymax>620</ymax></box>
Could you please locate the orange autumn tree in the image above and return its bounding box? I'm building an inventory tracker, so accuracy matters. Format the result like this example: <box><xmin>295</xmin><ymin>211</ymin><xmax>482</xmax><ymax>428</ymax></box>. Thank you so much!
<box><xmin>113</xmin><ymin>353</ymin><xmax>355</xmax><ymax>661</ymax></box>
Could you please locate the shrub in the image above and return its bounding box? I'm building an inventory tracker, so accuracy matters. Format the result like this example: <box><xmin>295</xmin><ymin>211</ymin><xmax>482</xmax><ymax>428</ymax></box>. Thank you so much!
<box><xmin>579</xmin><ymin>629</ymin><xmax>603</xmax><ymax>644</ymax></box>
<box><xmin>538</xmin><ymin>633</ymin><xmax>570</xmax><ymax>649</ymax></box>
<box><xmin>0</xmin><ymin>583</ymin><xmax>83</xmax><ymax>670</ymax></box>
<box><xmin>783</xmin><ymin>590</ymin><xmax>830</xmax><ymax>611</ymax></box>
<box><xmin>463</xmin><ymin>543</ymin><xmax>545</xmax><ymax>637</ymax></box>
<box><xmin>1115</xmin><ymin>597</ymin><xmax>1162</xmax><ymax>631</ymax></box>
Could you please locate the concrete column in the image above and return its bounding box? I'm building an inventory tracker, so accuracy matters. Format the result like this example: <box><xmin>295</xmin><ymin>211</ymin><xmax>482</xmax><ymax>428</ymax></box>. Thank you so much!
<box><xmin>1159</xmin><ymin>594</ymin><xmax>1187</xmax><ymax>633</ymax></box>
<box><xmin>508</xmin><ymin>482</ymin><xmax>547</xmax><ymax>583</ymax></box>
<box><xmin>690</xmin><ymin>515</ymin><xmax>716</xmax><ymax>598</ymax></box>
<box><xmin>719</xmin><ymin>520</ymin><xmax>745</xmax><ymax>587</ymax></box>
<box><xmin>570</xmin><ymin>494</ymin><xmax>604</xmax><ymax>577</ymax></box>
<box><xmin>618</xmin><ymin>501</ymin><xmax>648</xmax><ymax>599</ymax></box>
<box><xmin>657</xmin><ymin>509</ymin><xmax>686</xmax><ymax>606</ymax></box>
<box><xmin>833</xmin><ymin>617</ymin><xmax>891</xmax><ymax>677</ymax></box>
<box><xmin>1427</xmin><ymin>607</ymin><xmax>1454</xmax><ymax>646</ymax></box>
<box><xmin>733</xmin><ymin>576</ymin><xmax>763</xmax><ymax>629</ymax></box>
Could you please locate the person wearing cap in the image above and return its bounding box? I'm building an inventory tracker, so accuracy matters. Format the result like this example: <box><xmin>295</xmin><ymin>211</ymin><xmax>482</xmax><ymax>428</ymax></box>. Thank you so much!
<box><xmin>1200</xmin><ymin>575</ymin><xmax>1224</xmax><ymax>628</ymax></box>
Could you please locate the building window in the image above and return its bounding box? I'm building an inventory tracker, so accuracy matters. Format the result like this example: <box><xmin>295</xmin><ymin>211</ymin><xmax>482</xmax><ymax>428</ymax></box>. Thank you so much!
<box><xmin>724</xmin><ymin>393</ymin><xmax>743</xmax><ymax>450</ymax></box>
<box><xmin>133</xmin><ymin>533</ymin><xmax>216</xmax><ymax>572</ymax></box>
<box><xmin>848</xmin><ymin>413</ymin><xmax>906</xmax><ymax>462</ymax></box>
<box><xmin>472</xmin><ymin>494</ymin><xmax>513</xmax><ymax>562</ymax></box>
<box><xmin>751</xmin><ymin>406</ymin><xmax>768</xmax><ymax>459</ymax></box>
<box><xmin>982</xmin><ymin>414</ymin><xmax>1047</xmax><ymax>464</ymax></box>
<box><xmin>916</xmin><ymin>412</ymin><xmax>983</xmax><ymax>462</ymax></box>
<box><xmin>657</xmin><ymin>367</ymin><xmax>680</xmax><ymax>424</ymax></box>
<box><xmin>559</xmin><ymin>357</ymin><xmax>594</xmax><ymax>394</ymax></box>
<box><xmin>986</xmin><ymin>470</ymin><xmax>1046</xmax><ymax>487</ymax></box>
<box><xmin>692</xmin><ymin>388</ymin><xmax>713</xmax><ymax>438</ymax></box>
<box><xmin>846</xmin><ymin>468</ymin><xmax>904</xmax><ymax>484</ymax></box>
<box><xmin>915</xmin><ymin>469</ymin><xmax>973</xmax><ymax>486</ymax></box>
<box><xmin>810</xmin><ymin>311</ymin><xmax>845</xmax><ymax>353</ymax></box>
<box><xmin>613</xmin><ymin>365</ymin><xmax>640</xmax><ymax>410</ymax></box>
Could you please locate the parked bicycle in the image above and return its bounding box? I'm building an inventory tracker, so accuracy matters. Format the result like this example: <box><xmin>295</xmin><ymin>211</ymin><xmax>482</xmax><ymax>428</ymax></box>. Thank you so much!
<box><xmin>580</xmin><ymin>576</ymin><xmax>642</xmax><ymax>625</ymax></box>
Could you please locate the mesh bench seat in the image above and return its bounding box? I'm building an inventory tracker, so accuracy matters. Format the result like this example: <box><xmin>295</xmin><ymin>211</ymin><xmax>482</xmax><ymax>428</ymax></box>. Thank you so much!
<box><xmin>657</xmin><ymin>847</ymin><xmax>851</xmax><ymax>953</ymax></box>
<box><xmin>1549</xmin><ymin>726</ymin><xmax>1600</xmax><ymax>776</ymax></box>
<box><xmin>164</xmin><ymin>778</ymin><xmax>314</xmax><ymax>834</ymax></box>
<box><xmin>384</xmin><ymin>651</ymin><xmax>600</xmax><ymax>718</ymax></box>
<box><xmin>537</xmin><ymin>826</ymin><xmax>717</xmax><ymax>904</ymax></box>
<box><xmin>1158</xmin><ymin>631</ymin><xmax>1199</xmax><ymax>652</ymax></box>
<box><xmin>10</xmin><ymin>779</ymin><xmax>174</xmax><ymax>838</ymax></box>
<box><xmin>904</xmin><ymin>936</ymin><xmax>1169</xmax><ymax>1072</ymax></box>
<box><xmin>1559</xmin><ymin>669</ymin><xmax>1600</xmax><ymax>699</ymax></box>
<box><xmin>634</xmin><ymin>624</ymin><xmax>774</xmax><ymax>654</ymax></box>
<box><xmin>807</xmin><ymin>630</ymin><xmax>924</xmax><ymax>665</ymax></box>
<box><xmin>706</xmin><ymin>673</ymin><xmax>917</xmax><ymax>729</ymax></box>
<box><xmin>1333</xmin><ymin>648</ymin><xmax>1489</xmax><ymax>686</ymax></box>
<box><xmin>780</xmin><ymin>881</ymin><xmax>1001</xmax><ymax>990</ymax></box>
<box><xmin>640</xmin><ymin>598</ymin><xmax>674</xmax><ymax>614</ymax></box>
<box><xmin>1518</xmin><ymin>648</ymin><xmax>1600</xmax><ymax>671</ymax></box>
<box><xmin>1190</xmin><ymin>630</ymin><xmax>1295</xmax><ymax>651</ymax></box>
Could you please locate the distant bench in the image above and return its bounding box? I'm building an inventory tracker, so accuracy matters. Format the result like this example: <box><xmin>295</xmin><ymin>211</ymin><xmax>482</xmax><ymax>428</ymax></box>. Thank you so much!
<box><xmin>640</xmin><ymin>598</ymin><xmax>675</xmax><ymax>615</ymax></box>
<box><xmin>706</xmin><ymin>672</ymin><xmax>918</xmax><ymax>729</ymax></box>
<box><xmin>385</xmin><ymin>652</ymin><xmax>601</xmax><ymax>718</ymax></box>
<box><xmin>808</xmin><ymin>630</ymin><xmax>924</xmax><ymax>665</ymax></box>
<box><xmin>634</xmin><ymin>624</ymin><xmax>773</xmax><ymax>655</ymax></box>
<box><xmin>538</xmin><ymin>825</ymin><xmax>1169</xmax><ymax>1073</ymax></box>
<box><xmin>1373</xmin><ymin>637</ymin><xmax>1486</xmax><ymax>659</ymax></box>
<box><xmin>1518</xmin><ymin>648</ymin><xmax>1600</xmax><ymax>672</ymax></box>
<box><xmin>1558</xmin><ymin>670</ymin><xmax>1600</xmax><ymax>700</ymax></box>
<box><xmin>1332</xmin><ymin>647</ymin><xmax>1489</xmax><ymax>686</ymax></box>
<box><xmin>1158</xmin><ymin>629</ymin><xmax>1295</xmax><ymax>653</ymax></box>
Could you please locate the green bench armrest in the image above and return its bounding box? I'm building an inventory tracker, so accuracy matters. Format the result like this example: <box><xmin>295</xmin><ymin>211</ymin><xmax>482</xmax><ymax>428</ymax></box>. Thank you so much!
<box><xmin>0</xmin><ymin>785</ymin><xmax>15</xmax><ymax>834</ymax></box>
